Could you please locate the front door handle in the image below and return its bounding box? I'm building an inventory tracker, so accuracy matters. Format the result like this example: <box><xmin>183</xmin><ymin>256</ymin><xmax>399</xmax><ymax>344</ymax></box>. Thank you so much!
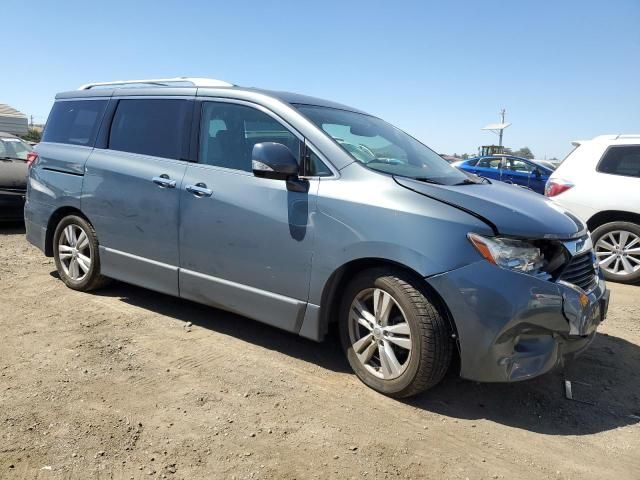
<box><xmin>152</xmin><ymin>174</ymin><xmax>176</xmax><ymax>189</ymax></box>
<box><xmin>186</xmin><ymin>183</ymin><xmax>213</xmax><ymax>197</ymax></box>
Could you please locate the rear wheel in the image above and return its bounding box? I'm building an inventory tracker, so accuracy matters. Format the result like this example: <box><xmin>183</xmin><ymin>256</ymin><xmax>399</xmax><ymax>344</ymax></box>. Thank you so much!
<box><xmin>339</xmin><ymin>268</ymin><xmax>453</xmax><ymax>398</ymax></box>
<box><xmin>592</xmin><ymin>221</ymin><xmax>640</xmax><ymax>284</ymax></box>
<box><xmin>53</xmin><ymin>215</ymin><xmax>110</xmax><ymax>291</ymax></box>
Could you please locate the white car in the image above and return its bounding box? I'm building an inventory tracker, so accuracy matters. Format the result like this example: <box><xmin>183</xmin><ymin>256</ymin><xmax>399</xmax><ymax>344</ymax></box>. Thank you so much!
<box><xmin>546</xmin><ymin>134</ymin><xmax>640</xmax><ymax>283</ymax></box>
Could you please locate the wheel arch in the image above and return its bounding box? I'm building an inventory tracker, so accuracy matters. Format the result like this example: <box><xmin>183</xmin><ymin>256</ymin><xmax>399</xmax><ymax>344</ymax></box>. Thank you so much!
<box><xmin>317</xmin><ymin>257</ymin><xmax>460</xmax><ymax>346</ymax></box>
<box><xmin>587</xmin><ymin>210</ymin><xmax>640</xmax><ymax>232</ymax></box>
<box><xmin>44</xmin><ymin>206</ymin><xmax>93</xmax><ymax>257</ymax></box>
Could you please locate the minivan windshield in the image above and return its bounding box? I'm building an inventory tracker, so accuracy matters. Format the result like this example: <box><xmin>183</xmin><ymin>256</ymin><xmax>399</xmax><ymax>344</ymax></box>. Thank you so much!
<box><xmin>295</xmin><ymin>104</ymin><xmax>468</xmax><ymax>185</ymax></box>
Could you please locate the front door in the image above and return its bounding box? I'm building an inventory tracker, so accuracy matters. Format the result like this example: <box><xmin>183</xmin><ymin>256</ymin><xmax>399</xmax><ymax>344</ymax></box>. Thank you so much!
<box><xmin>178</xmin><ymin>100</ymin><xmax>318</xmax><ymax>332</ymax></box>
<box><xmin>83</xmin><ymin>98</ymin><xmax>192</xmax><ymax>296</ymax></box>
<box><xmin>474</xmin><ymin>157</ymin><xmax>503</xmax><ymax>181</ymax></box>
<box><xmin>501</xmin><ymin>157</ymin><xmax>540</xmax><ymax>190</ymax></box>
<box><xmin>528</xmin><ymin>166</ymin><xmax>550</xmax><ymax>194</ymax></box>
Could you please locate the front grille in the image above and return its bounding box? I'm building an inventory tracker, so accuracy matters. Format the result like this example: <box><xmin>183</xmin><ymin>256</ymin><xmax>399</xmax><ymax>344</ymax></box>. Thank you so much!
<box><xmin>558</xmin><ymin>252</ymin><xmax>597</xmax><ymax>291</ymax></box>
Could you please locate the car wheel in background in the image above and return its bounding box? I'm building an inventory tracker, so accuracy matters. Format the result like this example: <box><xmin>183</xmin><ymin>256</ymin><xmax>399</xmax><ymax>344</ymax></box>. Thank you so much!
<box><xmin>339</xmin><ymin>268</ymin><xmax>453</xmax><ymax>398</ymax></box>
<box><xmin>592</xmin><ymin>221</ymin><xmax>640</xmax><ymax>284</ymax></box>
<box><xmin>53</xmin><ymin>215</ymin><xmax>110</xmax><ymax>291</ymax></box>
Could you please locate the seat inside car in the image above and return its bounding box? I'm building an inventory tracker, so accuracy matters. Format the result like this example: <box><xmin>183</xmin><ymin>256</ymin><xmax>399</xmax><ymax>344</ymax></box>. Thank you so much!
<box><xmin>205</xmin><ymin>123</ymin><xmax>249</xmax><ymax>170</ymax></box>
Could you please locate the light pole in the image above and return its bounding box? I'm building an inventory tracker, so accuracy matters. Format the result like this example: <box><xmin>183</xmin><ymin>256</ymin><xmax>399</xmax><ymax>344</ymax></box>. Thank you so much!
<box><xmin>482</xmin><ymin>109</ymin><xmax>510</xmax><ymax>153</ymax></box>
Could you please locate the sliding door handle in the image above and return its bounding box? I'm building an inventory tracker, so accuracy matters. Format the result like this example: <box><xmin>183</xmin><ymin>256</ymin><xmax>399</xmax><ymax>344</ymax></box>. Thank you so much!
<box><xmin>186</xmin><ymin>183</ymin><xmax>213</xmax><ymax>197</ymax></box>
<box><xmin>152</xmin><ymin>174</ymin><xmax>176</xmax><ymax>188</ymax></box>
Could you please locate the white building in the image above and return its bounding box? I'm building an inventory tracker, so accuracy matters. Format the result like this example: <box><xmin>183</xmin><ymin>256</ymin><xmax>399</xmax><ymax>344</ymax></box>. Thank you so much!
<box><xmin>0</xmin><ymin>104</ymin><xmax>28</xmax><ymax>135</ymax></box>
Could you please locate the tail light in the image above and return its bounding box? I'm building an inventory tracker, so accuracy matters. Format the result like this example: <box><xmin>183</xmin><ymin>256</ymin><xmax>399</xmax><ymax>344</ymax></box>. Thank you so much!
<box><xmin>26</xmin><ymin>151</ymin><xmax>39</xmax><ymax>168</ymax></box>
<box><xmin>545</xmin><ymin>178</ymin><xmax>574</xmax><ymax>197</ymax></box>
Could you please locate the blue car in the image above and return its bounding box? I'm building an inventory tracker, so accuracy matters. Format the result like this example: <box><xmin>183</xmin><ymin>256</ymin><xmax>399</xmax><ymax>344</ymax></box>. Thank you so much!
<box><xmin>455</xmin><ymin>155</ymin><xmax>553</xmax><ymax>194</ymax></box>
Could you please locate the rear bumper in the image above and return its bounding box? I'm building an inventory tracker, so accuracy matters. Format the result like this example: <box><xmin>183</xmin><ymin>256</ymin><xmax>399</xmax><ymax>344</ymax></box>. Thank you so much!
<box><xmin>24</xmin><ymin>198</ymin><xmax>50</xmax><ymax>255</ymax></box>
<box><xmin>428</xmin><ymin>261</ymin><xmax>608</xmax><ymax>383</ymax></box>
<box><xmin>0</xmin><ymin>191</ymin><xmax>26</xmax><ymax>221</ymax></box>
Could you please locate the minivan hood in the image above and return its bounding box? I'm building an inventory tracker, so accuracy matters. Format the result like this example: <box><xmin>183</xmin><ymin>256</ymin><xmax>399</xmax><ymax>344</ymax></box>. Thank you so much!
<box><xmin>395</xmin><ymin>177</ymin><xmax>585</xmax><ymax>239</ymax></box>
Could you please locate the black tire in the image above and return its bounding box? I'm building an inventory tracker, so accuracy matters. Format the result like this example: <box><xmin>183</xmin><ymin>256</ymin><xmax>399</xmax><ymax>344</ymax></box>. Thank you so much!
<box><xmin>53</xmin><ymin>215</ymin><xmax>110</xmax><ymax>291</ymax></box>
<box><xmin>592</xmin><ymin>221</ymin><xmax>640</xmax><ymax>284</ymax></box>
<box><xmin>339</xmin><ymin>268</ymin><xmax>453</xmax><ymax>398</ymax></box>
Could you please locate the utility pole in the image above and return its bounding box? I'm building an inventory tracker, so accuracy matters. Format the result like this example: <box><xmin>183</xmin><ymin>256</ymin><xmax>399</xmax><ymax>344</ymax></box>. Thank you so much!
<box><xmin>482</xmin><ymin>110</ymin><xmax>510</xmax><ymax>154</ymax></box>
<box><xmin>30</xmin><ymin>115</ymin><xmax>34</xmax><ymax>128</ymax></box>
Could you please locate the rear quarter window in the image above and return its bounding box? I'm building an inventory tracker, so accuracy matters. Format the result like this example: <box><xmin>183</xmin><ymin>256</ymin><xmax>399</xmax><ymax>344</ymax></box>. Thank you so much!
<box><xmin>42</xmin><ymin>100</ymin><xmax>107</xmax><ymax>146</ymax></box>
<box><xmin>108</xmin><ymin>99</ymin><xmax>190</xmax><ymax>160</ymax></box>
<box><xmin>597</xmin><ymin>145</ymin><xmax>640</xmax><ymax>178</ymax></box>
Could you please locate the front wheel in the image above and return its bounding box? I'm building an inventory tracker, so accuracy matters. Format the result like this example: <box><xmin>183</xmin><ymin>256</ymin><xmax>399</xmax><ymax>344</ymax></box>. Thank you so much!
<box><xmin>592</xmin><ymin>221</ymin><xmax>640</xmax><ymax>284</ymax></box>
<box><xmin>53</xmin><ymin>215</ymin><xmax>110</xmax><ymax>291</ymax></box>
<box><xmin>339</xmin><ymin>268</ymin><xmax>453</xmax><ymax>398</ymax></box>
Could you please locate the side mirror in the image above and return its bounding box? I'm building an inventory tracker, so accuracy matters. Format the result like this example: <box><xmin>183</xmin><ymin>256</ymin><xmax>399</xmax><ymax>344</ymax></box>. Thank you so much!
<box><xmin>252</xmin><ymin>142</ymin><xmax>299</xmax><ymax>180</ymax></box>
<box><xmin>533</xmin><ymin>168</ymin><xmax>542</xmax><ymax>178</ymax></box>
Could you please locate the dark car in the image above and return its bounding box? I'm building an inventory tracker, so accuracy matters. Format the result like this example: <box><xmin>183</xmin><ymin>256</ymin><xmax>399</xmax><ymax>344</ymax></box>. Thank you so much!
<box><xmin>0</xmin><ymin>132</ymin><xmax>31</xmax><ymax>221</ymax></box>
<box><xmin>454</xmin><ymin>155</ymin><xmax>553</xmax><ymax>194</ymax></box>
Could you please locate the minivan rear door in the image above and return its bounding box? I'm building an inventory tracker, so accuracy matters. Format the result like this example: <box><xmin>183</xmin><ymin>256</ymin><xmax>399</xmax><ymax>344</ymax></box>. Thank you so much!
<box><xmin>178</xmin><ymin>100</ymin><xmax>318</xmax><ymax>333</ymax></box>
<box><xmin>83</xmin><ymin>96</ymin><xmax>193</xmax><ymax>296</ymax></box>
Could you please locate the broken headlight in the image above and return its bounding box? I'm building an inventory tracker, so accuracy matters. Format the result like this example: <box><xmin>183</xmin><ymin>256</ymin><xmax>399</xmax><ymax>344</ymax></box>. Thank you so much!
<box><xmin>467</xmin><ymin>233</ymin><xmax>545</xmax><ymax>275</ymax></box>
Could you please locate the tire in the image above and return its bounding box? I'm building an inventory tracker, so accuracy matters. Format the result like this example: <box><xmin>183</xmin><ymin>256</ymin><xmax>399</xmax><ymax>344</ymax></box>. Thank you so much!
<box><xmin>339</xmin><ymin>268</ymin><xmax>453</xmax><ymax>398</ymax></box>
<box><xmin>592</xmin><ymin>221</ymin><xmax>640</xmax><ymax>284</ymax></box>
<box><xmin>53</xmin><ymin>215</ymin><xmax>110</xmax><ymax>291</ymax></box>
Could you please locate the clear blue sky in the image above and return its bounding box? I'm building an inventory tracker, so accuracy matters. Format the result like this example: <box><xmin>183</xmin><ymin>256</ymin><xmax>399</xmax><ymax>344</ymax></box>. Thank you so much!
<box><xmin>3</xmin><ymin>0</ymin><xmax>639</xmax><ymax>159</ymax></box>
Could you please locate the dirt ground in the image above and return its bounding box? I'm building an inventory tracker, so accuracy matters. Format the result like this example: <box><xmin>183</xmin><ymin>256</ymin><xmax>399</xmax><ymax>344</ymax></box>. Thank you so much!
<box><xmin>1</xmin><ymin>223</ymin><xmax>639</xmax><ymax>480</ymax></box>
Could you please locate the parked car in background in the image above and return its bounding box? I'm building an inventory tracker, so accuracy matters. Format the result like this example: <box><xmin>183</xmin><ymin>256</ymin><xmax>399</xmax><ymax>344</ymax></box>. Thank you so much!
<box><xmin>532</xmin><ymin>159</ymin><xmax>557</xmax><ymax>171</ymax></box>
<box><xmin>546</xmin><ymin>135</ymin><xmax>640</xmax><ymax>283</ymax></box>
<box><xmin>455</xmin><ymin>155</ymin><xmax>553</xmax><ymax>194</ymax></box>
<box><xmin>26</xmin><ymin>77</ymin><xmax>608</xmax><ymax>397</ymax></box>
<box><xmin>0</xmin><ymin>132</ymin><xmax>32</xmax><ymax>221</ymax></box>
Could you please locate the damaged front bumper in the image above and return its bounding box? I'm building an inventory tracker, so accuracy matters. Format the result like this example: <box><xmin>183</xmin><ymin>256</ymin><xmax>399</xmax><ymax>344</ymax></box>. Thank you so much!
<box><xmin>427</xmin><ymin>260</ymin><xmax>609</xmax><ymax>383</ymax></box>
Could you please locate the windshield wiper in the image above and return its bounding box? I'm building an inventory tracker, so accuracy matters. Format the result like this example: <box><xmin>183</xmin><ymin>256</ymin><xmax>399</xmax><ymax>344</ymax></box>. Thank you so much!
<box><xmin>455</xmin><ymin>176</ymin><xmax>489</xmax><ymax>186</ymax></box>
<box><xmin>455</xmin><ymin>178</ymin><xmax>479</xmax><ymax>185</ymax></box>
<box><xmin>412</xmin><ymin>177</ymin><xmax>445</xmax><ymax>185</ymax></box>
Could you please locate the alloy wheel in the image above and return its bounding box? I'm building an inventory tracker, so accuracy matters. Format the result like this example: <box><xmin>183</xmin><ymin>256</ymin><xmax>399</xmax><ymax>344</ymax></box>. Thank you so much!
<box><xmin>595</xmin><ymin>230</ymin><xmax>640</xmax><ymax>276</ymax></box>
<box><xmin>58</xmin><ymin>224</ymin><xmax>92</xmax><ymax>281</ymax></box>
<box><xmin>348</xmin><ymin>288</ymin><xmax>412</xmax><ymax>380</ymax></box>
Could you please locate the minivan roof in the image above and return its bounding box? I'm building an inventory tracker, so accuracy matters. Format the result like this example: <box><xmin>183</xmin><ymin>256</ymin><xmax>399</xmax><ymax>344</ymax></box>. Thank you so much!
<box><xmin>55</xmin><ymin>83</ymin><xmax>369</xmax><ymax>115</ymax></box>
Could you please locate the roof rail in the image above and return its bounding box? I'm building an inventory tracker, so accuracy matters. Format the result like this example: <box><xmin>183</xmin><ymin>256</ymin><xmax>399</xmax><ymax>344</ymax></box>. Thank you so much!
<box><xmin>615</xmin><ymin>134</ymin><xmax>640</xmax><ymax>140</ymax></box>
<box><xmin>78</xmin><ymin>77</ymin><xmax>234</xmax><ymax>90</ymax></box>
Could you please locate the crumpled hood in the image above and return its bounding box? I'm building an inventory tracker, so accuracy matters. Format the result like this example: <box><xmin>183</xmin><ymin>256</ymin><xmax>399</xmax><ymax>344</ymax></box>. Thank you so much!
<box><xmin>395</xmin><ymin>176</ymin><xmax>585</xmax><ymax>239</ymax></box>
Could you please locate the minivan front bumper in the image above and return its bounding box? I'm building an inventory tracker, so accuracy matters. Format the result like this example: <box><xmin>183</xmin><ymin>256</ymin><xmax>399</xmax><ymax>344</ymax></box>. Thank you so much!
<box><xmin>427</xmin><ymin>260</ymin><xmax>609</xmax><ymax>383</ymax></box>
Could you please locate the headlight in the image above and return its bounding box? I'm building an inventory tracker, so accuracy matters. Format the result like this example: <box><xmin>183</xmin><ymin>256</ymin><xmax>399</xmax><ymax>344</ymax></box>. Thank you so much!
<box><xmin>467</xmin><ymin>233</ymin><xmax>544</xmax><ymax>274</ymax></box>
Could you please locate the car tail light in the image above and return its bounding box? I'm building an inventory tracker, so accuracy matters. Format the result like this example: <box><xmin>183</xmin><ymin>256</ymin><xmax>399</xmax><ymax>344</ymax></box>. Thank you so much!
<box><xmin>26</xmin><ymin>151</ymin><xmax>39</xmax><ymax>168</ymax></box>
<box><xmin>545</xmin><ymin>178</ymin><xmax>574</xmax><ymax>197</ymax></box>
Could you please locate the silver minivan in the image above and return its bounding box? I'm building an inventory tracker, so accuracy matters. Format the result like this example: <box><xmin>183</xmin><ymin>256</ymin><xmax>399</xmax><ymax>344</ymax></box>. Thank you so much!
<box><xmin>25</xmin><ymin>77</ymin><xmax>609</xmax><ymax>397</ymax></box>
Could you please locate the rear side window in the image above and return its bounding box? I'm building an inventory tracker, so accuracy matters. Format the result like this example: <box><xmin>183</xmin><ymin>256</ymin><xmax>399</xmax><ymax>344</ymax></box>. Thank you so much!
<box><xmin>477</xmin><ymin>158</ymin><xmax>501</xmax><ymax>169</ymax></box>
<box><xmin>597</xmin><ymin>145</ymin><xmax>640</xmax><ymax>178</ymax></box>
<box><xmin>109</xmin><ymin>99</ymin><xmax>190</xmax><ymax>159</ymax></box>
<box><xmin>43</xmin><ymin>100</ymin><xmax>107</xmax><ymax>146</ymax></box>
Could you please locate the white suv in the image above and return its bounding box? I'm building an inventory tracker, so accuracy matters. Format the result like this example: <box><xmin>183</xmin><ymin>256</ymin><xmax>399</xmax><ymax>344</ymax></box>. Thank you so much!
<box><xmin>546</xmin><ymin>135</ymin><xmax>640</xmax><ymax>283</ymax></box>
